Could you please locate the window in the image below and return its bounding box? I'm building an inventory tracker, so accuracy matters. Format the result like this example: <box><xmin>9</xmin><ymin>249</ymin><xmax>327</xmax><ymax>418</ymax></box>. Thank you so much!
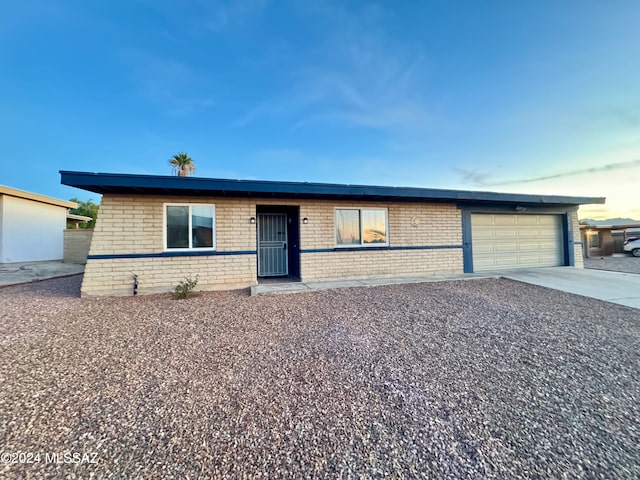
<box><xmin>589</xmin><ymin>232</ymin><xmax>601</xmax><ymax>248</ymax></box>
<box><xmin>335</xmin><ymin>208</ymin><xmax>388</xmax><ymax>247</ymax></box>
<box><xmin>165</xmin><ymin>204</ymin><xmax>215</xmax><ymax>250</ymax></box>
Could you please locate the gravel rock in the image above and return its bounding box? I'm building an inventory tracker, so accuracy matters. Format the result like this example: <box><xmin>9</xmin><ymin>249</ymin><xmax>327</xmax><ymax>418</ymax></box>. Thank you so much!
<box><xmin>1</xmin><ymin>276</ymin><xmax>638</xmax><ymax>478</ymax></box>
<box><xmin>585</xmin><ymin>256</ymin><xmax>640</xmax><ymax>274</ymax></box>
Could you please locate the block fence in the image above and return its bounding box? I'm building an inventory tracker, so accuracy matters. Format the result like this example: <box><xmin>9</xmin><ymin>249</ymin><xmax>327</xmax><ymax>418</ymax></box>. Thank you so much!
<box><xmin>63</xmin><ymin>229</ymin><xmax>94</xmax><ymax>264</ymax></box>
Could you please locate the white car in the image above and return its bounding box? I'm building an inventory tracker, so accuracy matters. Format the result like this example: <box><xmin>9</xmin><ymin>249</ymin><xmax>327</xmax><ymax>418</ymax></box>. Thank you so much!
<box><xmin>623</xmin><ymin>237</ymin><xmax>640</xmax><ymax>257</ymax></box>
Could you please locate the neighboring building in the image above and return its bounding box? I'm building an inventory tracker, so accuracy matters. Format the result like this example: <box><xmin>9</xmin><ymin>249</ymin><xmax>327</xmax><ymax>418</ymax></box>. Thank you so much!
<box><xmin>66</xmin><ymin>213</ymin><xmax>93</xmax><ymax>228</ymax></box>
<box><xmin>580</xmin><ymin>224</ymin><xmax>640</xmax><ymax>257</ymax></box>
<box><xmin>60</xmin><ymin>171</ymin><xmax>604</xmax><ymax>297</ymax></box>
<box><xmin>0</xmin><ymin>185</ymin><xmax>77</xmax><ymax>263</ymax></box>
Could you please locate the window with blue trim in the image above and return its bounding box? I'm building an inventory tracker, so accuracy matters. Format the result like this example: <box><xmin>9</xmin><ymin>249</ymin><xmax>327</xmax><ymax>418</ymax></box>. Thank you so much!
<box><xmin>335</xmin><ymin>208</ymin><xmax>388</xmax><ymax>247</ymax></box>
<box><xmin>165</xmin><ymin>204</ymin><xmax>215</xmax><ymax>250</ymax></box>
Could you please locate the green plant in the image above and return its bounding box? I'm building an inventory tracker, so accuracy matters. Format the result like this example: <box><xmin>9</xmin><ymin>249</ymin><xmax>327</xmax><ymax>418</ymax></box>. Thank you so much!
<box><xmin>68</xmin><ymin>197</ymin><xmax>99</xmax><ymax>228</ymax></box>
<box><xmin>169</xmin><ymin>152</ymin><xmax>196</xmax><ymax>176</ymax></box>
<box><xmin>173</xmin><ymin>276</ymin><xmax>199</xmax><ymax>299</ymax></box>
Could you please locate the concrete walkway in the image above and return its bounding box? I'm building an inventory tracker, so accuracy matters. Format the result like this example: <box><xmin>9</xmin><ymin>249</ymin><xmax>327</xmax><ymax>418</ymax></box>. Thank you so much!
<box><xmin>251</xmin><ymin>273</ymin><xmax>494</xmax><ymax>296</ymax></box>
<box><xmin>252</xmin><ymin>267</ymin><xmax>640</xmax><ymax>310</ymax></box>
<box><xmin>0</xmin><ymin>261</ymin><xmax>84</xmax><ymax>287</ymax></box>
<box><xmin>501</xmin><ymin>266</ymin><xmax>640</xmax><ymax>310</ymax></box>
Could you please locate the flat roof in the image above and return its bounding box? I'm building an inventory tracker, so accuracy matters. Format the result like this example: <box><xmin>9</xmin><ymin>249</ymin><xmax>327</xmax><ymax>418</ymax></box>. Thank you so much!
<box><xmin>579</xmin><ymin>224</ymin><xmax>640</xmax><ymax>230</ymax></box>
<box><xmin>0</xmin><ymin>185</ymin><xmax>77</xmax><ymax>209</ymax></box>
<box><xmin>60</xmin><ymin>171</ymin><xmax>605</xmax><ymax>206</ymax></box>
<box><xmin>67</xmin><ymin>213</ymin><xmax>92</xmax><ymax>222</ymax></box>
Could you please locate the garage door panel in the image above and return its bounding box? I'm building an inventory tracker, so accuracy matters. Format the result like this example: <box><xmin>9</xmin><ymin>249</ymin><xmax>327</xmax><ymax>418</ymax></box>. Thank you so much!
<box><xmin>494</xmin><ymin>257</ymin><xmax>519</xmax><ymax>267</ymax></box>
<box><xmin>536</xmin><ymin>234</ymin><xmax>559</xmax><ymax>241</ymax></box>
<box><xmin>494</xmin><ymin>243</ymin><xmax>518</xmax><ymax>253</ymax></box>
<box><xmin>473</xmin><ymin>258</ymin><xmax>498</xmax><ymax>269</ymax></box>
<box><xmin>517</xmin><ymin>227</ymin><xmax>542</xmax><ymax>237</ymax></box>
<box><xmin>538</xmin><ymin>255</ymin><xmax>561</xmax><ymax>265</ymax></box>
<box><xmin>517</xmin><ymin>242</ymin><xmax>541</xmax><ymax>251</ymax></box>
<box><xmin>538</xmin><ymin>241</ymin><xmax>559</xmax><ymax>248</ymax></box>
<box><xmin>517</xmin><ymin>257</ymin><xmax>539</xmax><ymax>265</ymax></box>
<box><xmin>493</xmin><ymin>229</ymin><xmax>518</xmax><ymax>239</ymax></box>
<box><xmin>515</xmin><ymin>215</ymin><xmax>541</xmax><ymax>226</ymax></box>
<box><xmin>472</xmin><ymin>229</ymin><xmax>496</xmax><ymax>240</ymax></box>
<box><xmin>472</xmin><ymin>215</ymin><xmax>498</xmax><ymax>226</ymax></box>
<box><xmin>536</xmin><ymin>216</ymin><xmax>559</xmax><ymax>226</ymax></box>
<box><xmin>471</xmin><ymin>214</ymin><xmax>563</xmax><ymax>272</ymax></box>
<box><xmin>493</xmin><ymin>216</ymin><xmax>518</xmax><ymax>226</ymax></box>
<box><xmin>473</xmin><ymin>244</ymin><xmax>496</xmax><ymax>255</ymax></box>
<box><xmin>537</xmin><ymin>227</ymin><xmax>559</xmax><ymax>235</ymax></box>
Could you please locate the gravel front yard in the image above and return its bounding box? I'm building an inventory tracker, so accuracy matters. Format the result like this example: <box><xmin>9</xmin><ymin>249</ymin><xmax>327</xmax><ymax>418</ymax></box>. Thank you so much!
<box><xmin>1</xmin><ymin>277</ymin><xmax>639</xmax><ymax>479</ymax></box>
<box><xmin>585</xmin><ymin>255</ymin><xmax>640</xmax><ymax>274</ymax></box>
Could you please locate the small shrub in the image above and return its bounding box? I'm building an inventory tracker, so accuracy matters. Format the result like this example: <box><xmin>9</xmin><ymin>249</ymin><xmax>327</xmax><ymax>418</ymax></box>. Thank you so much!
<box><xmin>173</xmin><ymin>276</ymin><xmax>199</xmax><ymax>299</ymax></box>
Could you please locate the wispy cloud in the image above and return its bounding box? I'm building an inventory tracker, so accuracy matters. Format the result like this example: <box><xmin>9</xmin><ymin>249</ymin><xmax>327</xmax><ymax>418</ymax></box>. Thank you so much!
<box><xmin>457</xmin><ymin>159</ymin><xmax>640</xmax><ymax>187</ymax></box>
<box><xmin>235</xmin><ymin>1</ymin><xmax>431</xmax><ymax>132</ymax></box>
<box><xmin>121</xmin><ymin>49</ymin><xmax>215</xmax><ymax>116</ymax></box>
<box><xmin>201</xmin><ymin>0</ymin><xmax>269</xmax><ymax>31</ymax></box>
<box><xmin>136</xmin><ymin>0</ymin><xmax>269</xmax><ymax>34</ymax></box>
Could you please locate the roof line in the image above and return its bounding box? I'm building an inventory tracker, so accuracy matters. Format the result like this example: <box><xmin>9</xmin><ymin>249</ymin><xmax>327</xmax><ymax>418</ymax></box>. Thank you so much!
<box><xmin>59</xmin><ymin>170</ymin><xmax>606</xmax><ymax>206</ymax></box>
<box><xmin>0</xmin><ymin>185</ymin><xmax>77</xmax><ymax>209</ymax></box>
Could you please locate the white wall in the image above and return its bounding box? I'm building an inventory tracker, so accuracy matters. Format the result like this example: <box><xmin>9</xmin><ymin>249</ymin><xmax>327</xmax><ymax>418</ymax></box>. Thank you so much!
<box><xmin>0</xmin><ymin>195</ymin><xmax>67</xmax><ymax>263</ymax></box>
<box><xmin>0</xmin><ymin>196</ymin><xmax>3</xmax><ymax>261</ymax></box>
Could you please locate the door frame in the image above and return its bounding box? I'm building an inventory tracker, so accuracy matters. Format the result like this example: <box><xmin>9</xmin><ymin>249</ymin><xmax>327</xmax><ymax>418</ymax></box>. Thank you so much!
<box><xmin>257</xmin><ymin>213</ymin><xmax>288</xmax><ymax>277</ymax></box>
<box><xmin>256</xmin><ymin>205</ymin><xmax>301</xmax><ymax>279</ymax></box>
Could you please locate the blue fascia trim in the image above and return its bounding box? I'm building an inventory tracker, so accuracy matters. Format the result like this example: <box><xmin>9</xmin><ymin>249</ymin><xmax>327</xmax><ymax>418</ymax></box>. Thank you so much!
<box><xmin>301</xmin><ymin>245</ymin><xmax>462</xmax><ymax>254</ymax></box>
<box><xmin>88</xmin><ymin>250</ymin><xmax>256</xmax><ymax>260</ymax></box>
<box><xmin>461</xmin><ymin>209</ymin><xmax>473</xmax><ymax>273</ymax></box>
<box><xmin>563</xmin><ymin>213</ymin><xmax>575</xmax><ymax>266</ymax></box>
<box><xmin>59</xmin><ymin>170</ymin><xmax>605</xmax><ymax>206</ymax></box>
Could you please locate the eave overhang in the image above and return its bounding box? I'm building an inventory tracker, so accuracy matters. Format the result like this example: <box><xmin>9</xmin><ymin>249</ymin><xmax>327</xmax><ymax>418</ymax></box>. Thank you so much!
<box><xmin>60</xmin><ymin>171</ymin><xmax>605</xmax><ymax>207</ymax></box>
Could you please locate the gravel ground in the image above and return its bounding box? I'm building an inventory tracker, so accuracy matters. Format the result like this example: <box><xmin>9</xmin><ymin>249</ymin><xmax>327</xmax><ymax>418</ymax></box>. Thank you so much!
<box><xmin>1</xmin><ymin>277</ymin><xmax>639</xmax><ymax>479</ymax></box>
<box><xmin>585</xmin><ymin>255</ymin><xmax>640</xmax><ymax>274</ymax></box>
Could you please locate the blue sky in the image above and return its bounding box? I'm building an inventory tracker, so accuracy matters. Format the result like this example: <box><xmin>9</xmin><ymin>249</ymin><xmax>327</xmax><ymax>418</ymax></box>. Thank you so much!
<box><xmin>2</xmin><ymin>0</ymin><xmax>639</xmax><ymax>219</ymax></box>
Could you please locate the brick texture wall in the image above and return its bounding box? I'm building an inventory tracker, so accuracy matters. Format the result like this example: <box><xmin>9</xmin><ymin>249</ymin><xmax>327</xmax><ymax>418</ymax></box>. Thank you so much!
<box><xmin>82</xmin><ymin>195</ymin><xmax>257</xmax><ymax>296</ymax></box>
<box><xmin>83</xmin><ymin>255</ymin><xmax>256</xmax><ymax>296</ymax></box>
<box><xmin>81</xmin><ymin>196</ymin><xmax>464</xmax><ymax>296</ymax></box>
<box><xmin>301</xmin><ymin>249</ymin><xmax>462</xmax><ymax>281</ymax></box>
<box><xmin>63</xmin><ymin>229</ymin><xmax>93</xmax><ymax>264</ymax></box>
<box><xmin>299</xmin><ymin>201</ymin><xmax>463</xmax><ymax>281</ymax></box>
<box><xmin>571</xmin><ymin>209</ymin><xmax>584</xmax><ymax>268</ymax></box>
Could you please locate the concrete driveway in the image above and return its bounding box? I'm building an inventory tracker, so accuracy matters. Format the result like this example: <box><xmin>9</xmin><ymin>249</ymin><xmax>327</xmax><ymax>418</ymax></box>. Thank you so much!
<box><xmin>0</xmin><ymin>261</ymin><xmax>84</xmax><ymax>287</ymax></box>
<box><xmin>501</xmin><ymin>266</ymin><xmax>640</xmax><ymax>309</ymax></box>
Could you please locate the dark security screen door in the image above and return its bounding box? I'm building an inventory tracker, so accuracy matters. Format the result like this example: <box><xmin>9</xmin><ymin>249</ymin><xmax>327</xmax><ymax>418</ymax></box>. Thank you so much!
<box><xmin>258</xmin><ymin>214</ymin><xmax>288</xmax><ymax>276</ymax></box>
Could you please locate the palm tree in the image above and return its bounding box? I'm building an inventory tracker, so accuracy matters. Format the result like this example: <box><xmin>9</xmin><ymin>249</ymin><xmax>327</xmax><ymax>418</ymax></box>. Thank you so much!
<box><xmin>169</xmin><ymin>152</ymin><xmax>196</xmax><ymax>176</ymax></box>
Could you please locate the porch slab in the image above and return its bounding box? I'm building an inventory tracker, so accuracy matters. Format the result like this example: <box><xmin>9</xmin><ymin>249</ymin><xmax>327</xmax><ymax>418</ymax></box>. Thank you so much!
<box><xmin>250</xmin><ymin>273</ymin><xmax>494</xmax><ymax>296</ymax></box>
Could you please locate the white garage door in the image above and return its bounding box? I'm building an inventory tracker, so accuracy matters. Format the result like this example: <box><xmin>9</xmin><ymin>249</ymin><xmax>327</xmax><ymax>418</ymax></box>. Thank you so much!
<box><xmin>471</xmin><ymin>214</ymin><xmax>564</xmax><ymax>272</ymax></box>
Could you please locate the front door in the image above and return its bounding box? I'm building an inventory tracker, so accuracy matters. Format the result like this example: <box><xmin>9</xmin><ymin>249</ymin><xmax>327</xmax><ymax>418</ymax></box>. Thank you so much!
<box><xmin>258</xmin><ymin>213</ymin><xmax>288</xmax><ymax>276</ymax></box>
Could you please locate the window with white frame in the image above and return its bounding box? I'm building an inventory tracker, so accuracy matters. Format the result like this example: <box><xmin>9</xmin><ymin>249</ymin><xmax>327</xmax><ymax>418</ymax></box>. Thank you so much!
<box><xmin>165</xmin><ymin>204</ymin><xmax>215</xmax><ymax>250</ymax></box>
<box><xmin>335</xmin><ymin>208</ymin><xmax>388</xmax><ymax>247</ymax></box>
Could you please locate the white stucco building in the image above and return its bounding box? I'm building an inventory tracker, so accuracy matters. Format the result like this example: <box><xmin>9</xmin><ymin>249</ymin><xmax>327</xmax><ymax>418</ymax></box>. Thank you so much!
<box><xmin>0</xmin><ymin>185</ymin><xmax>77</xmax><ymax>263</ymax></box>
